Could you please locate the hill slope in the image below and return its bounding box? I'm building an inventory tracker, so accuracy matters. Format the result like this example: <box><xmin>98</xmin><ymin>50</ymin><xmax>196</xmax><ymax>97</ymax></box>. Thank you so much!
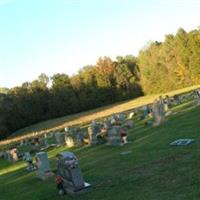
<box><xmin>1</xmin><ymin>85</ymin><xmax>199</xmax><ymax>146</ymax></box>
<box><xmin>0</xmin><ymin>102</ymin><xmax>200</xmax><ymax>200</ymax></box>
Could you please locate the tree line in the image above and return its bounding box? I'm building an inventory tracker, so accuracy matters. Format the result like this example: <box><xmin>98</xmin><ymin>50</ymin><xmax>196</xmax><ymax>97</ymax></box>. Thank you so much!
<box><xmin>0</xmin><ymin>56</ymin><xmax>142</xmax><ymax>139</ymax></box>
<box><xmin>1</xmin><ymin>27</ymin><xmax>200</xmax><ymax>139</ymax></box>
<box><xmin>139</xmin><ymin>27</ymin><xmax>200</xmax><ymax>94</ymax></box>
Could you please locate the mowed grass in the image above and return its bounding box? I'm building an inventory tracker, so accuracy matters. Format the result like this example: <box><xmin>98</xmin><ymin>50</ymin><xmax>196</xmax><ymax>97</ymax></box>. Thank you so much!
<box><xmin>2</xmin><ymin>84</ymin><xmax>199</xmax><ymax>146</ymax></box>
<box><xmin>1</xmin><ymin>102</ymin><xmax>200</xmax><ymax>200</ymax></box>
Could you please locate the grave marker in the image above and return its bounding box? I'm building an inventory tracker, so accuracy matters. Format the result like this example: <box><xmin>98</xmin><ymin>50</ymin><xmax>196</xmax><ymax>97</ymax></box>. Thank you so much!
<box><xmin>65</xmin><ymin>127</ymin><xmax>76</xmax><ymax>147</ymax></box>
<box><xmin>23</xmin><ymin>152</ymin><xmax>36</xmax><ymax>172</ymax></box>
<box><xmin>6</xmin><ymin>148</ymin><xmax>18</xmax><ymax>162</ymax></box>
<box><xmin>55</xmin><ymin>132</ymin><xmax>66</xmax><ymax>146</ymax></box>
<box><xmin>56</xmin><ymin>151</ymin><xmax>91</xmax><ymax>196</ymax></box>
<box><xmin>88</xmin><ymin>126</ymin><xmax>98</xmax><ymax>145</ymax></box>
<box><xmin>35</xmin><ymin>152</ymin><xmax>53</xmax><ymax>180</ymax></box>
<box><xmin>107</xmin><ymin>126</ymin><xmax>122</xmax><ymax>146</ymax></box>
<box><xmin>170</xmin><ymin>139</ymin><xmax>194</xmax><ymax>146</ymax></box>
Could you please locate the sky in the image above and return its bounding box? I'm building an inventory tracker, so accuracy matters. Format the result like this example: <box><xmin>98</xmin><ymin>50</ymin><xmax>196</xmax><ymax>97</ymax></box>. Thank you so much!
<box><xmin>0</xmin><ymin>0</ymin><xmax>200</xmax><ymax>88</ymax></box>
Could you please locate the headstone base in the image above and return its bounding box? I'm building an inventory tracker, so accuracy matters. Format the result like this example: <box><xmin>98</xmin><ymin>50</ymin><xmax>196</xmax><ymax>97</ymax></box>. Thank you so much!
<box><xmin>26</xmin><ymin>164</ymin><xmax>37</xmax><ymax>172</ymax></box>
<box><xmin>107</xmin><ymin>140</ymin><xmax>123</xmax><ymax>147</ymax></box>
<box><xmin>64</xmin><ymin>182</ymin><xmax>92</xmax><ymax>196</ymax></box>
<box><xmin>36</xmin><ymin>171</ymin><xmax>54</xmax><ymax>181</ymax></box>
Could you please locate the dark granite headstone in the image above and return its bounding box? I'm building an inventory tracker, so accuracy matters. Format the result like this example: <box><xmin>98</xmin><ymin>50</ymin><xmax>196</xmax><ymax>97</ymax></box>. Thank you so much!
<box><xmin>56</xmin><ymin>151</ymin><xmax>91</xmax><ymax>196</ymax></box>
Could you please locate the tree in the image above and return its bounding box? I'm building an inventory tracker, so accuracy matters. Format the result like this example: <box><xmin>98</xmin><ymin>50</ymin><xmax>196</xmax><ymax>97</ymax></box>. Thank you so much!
<box><xmin>114</xmin><ymin>56</ymin><xmax>143</xmax><ymax>99</ymax></box>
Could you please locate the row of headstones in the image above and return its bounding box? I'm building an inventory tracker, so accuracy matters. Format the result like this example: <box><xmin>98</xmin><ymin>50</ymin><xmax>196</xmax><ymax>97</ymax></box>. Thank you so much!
<box><xmin>50</xmin><ymin>112</ymin><xmax>134</xmax><ymax>148</ymax></box>
<box><xmin>170</xmin><ymin>89</ymin><xmax>200</xmax><ymax>106</ymax></box>
<box><xmin>87</xmin><ymin>116</ymin><xmax>132</xmax><ymax>147</ymax></box>
<box><xmin>1</xmin><ymin>148</ymin><xmax>19</xmax><ymax>162</ymax></box>
<box><xmin>192</xmin><ymin>89</ymin><xmax>200</xmax><ymax>105</ymax></box>
<box><xmin>135</xmin><ymin>90</ymin><xmax>200</xmax><ymax>127</ymax></box>
<box><xmin>1</xmin><ymin>113</ymin><xmax>134</xmax><ymax>163</ymax></box>
<box><xmin>0</xmin><ymin>103</ymin><xmax>161</xmax><ymax>163</ymax></box>
<box><xmin>154</xmin><ymin>90</ymin><xmax>200</xmax><ymax>108</ymax></box>
<box><xmin>2</xmin><ymin>90</ymin><xmax>198</xmax><ymax>163</ymax></box>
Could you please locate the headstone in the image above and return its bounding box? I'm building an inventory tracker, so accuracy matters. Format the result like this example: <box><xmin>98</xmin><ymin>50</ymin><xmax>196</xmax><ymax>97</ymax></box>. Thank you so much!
<box><xmin>174</xmin><ymin>95</ymin><xmax>181</xmax><ymax>105</ymax></box>
<box><xmin>76</xmin><ymin>131</ymin><xmax>85</xmax><ymax>146</ymax></box>
<box><xmin>7</xmin><ymin>148</ymin><xmax>18</xmax><ymax>162</ymax></box>
<box><xmin>152</xmin><ymin>97</ymin><xmax>165</xmax><ymax>126</ymax></box>
<box><xmin>95</xmin><ymin>125</ymin><xmax>108</xmax><ymax>144</ymax></box>
<box><xmin>55</xmin><ymin>132</ymin><xmax>66</xmax><ymax>146</ymax></box>
<box><xmin>56</xmin><ymin>152</ymin><xmax>91</xmax><ymax>196</ymax></box>
<box><xmin>143</xmin><ymin>105</ymin><xmax>150</xmax><ymax>118</ymax></box>
<box><xmin>164</xmin><ymin>95</ymin><xmax>171</xmax><ymax>107</ymax></box>
<box><xmin>128</xmin><ymin>112</ymin><xmax>135</xmax><ymax>119</ymax></box>
<box><xmin>23</xmin><ymin>152</ymin><xmax>36</xmax><ymax>171</ymax></box>
<box><xmin>48</xmin><ymin>132</ymin><xmax>54</xmax><ymax>138</ymax></box>
<box><xmin>124</xmin><ymin>120</ymin><xmax>134</xmax><ymax>129</ymax></box>
<box><xmin>94</xmin><ymin>121</ymin><xmax>101</xmax><ymax>131</ymax></box>
<box><xmin>30</xmin><ymin>138</ymin><xmax>40</xmax><ymax>152</ymax></box>
<box><xmin>197</xmin><ymin>90</ymin><xmax>200</xmax><ymax>97</ymax></box>
<box><xmin>88</xmin><ymin>121</ymin><xmax>101</xmax><ymax>145</ymax></box>
<box><xmin>193</xmin><ymin>90</ymin><xmax>200</xmax><ymax>105</ymax></box>
<box><xmin>38</xmin><ymin>137</ymin><xmax>45</xmax><ymax>147</ymax></box>
<box><xmin>117</xmin><ymin>113</ymin><xmax>126</xmax><ymax>122</ymax></box>
<box><xmin>33</xmin><ymin>137</ymin><xmax>40</xmax><ymax>146</ymax></box>
<box><xmin>164</xmin><ymin>101</ymin><xmax>169</xmax><ymax>112</ymax></box>
<box><xmin>65</xmin><ymin>127</ymin><xmax>76</xmax><ymax>148</ymax></box>
<box><xmin>42</xmin><ymin>134</ymin><xmax>49</xmax><ymax>147</ymax></box>
<box><xmin>152</xmin><ymin>99</ymin><xmax>160</xmax><ymax>126</ymax></box>
<box><xmin>35</xmin><ymin>152</ymin><xmax>53</xmax><ymax>180</ymax></box>
<box><xmin>120</xmin><ymin>128</ymin><xmax>128</xmax><ymax>144</ymax></box>
<box><xmin>110</xmin><ymin>115</ymin><xmax>121</xmax><ymax>125</ymax></box>
<box><xmin>44</xmin><ymin>137</ymin><xmax>49</xmax><ymax>147</ymax></box>
<box><xmin>100</xmin><ymin>126</ymin><xmax>108</xmax><ymax>137</ymax></box>
<box><xmin>88</xmin><ymin>126</ymin><xmax>98</xmax><ymax>145</ymax></box>
<box><xmin>158</xmin><ymin>96</ymin><xmax>165</xmax><ymax>122</ymax></box>
<box><xmin>107</xmin><ymin>126</ymin><xmax>123</xmax><ymax>146</ymax></box>
<box><xmin>170</xmin><ymin>139</ymin><xmax>194</xmax><ymax>146</ymax></box>
<box><xmin>65</xmin><ymin>136</ymin><xmax>75</xmax><ymax>148</ymax></box>
<box><xmin>103</xmin><ymin>119</ymin><xmax>111</xmax><ymax>130</ymax></box>
<box><xmin>20</xmin><ymin>140</ymin><xmax>24</xmax><ymax>146</ymax></box>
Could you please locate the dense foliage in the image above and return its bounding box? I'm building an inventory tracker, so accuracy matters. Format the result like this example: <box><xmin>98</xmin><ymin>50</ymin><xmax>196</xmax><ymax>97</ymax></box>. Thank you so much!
<box><xmin>1</xmin><ymin>27</ymin><xmax>200</xmax><ymax>139</ymax></box>
<box><xmin>0</xmin><ymin>56</ymin><xmax>142</xmax><ymax>139</ymax></box>
<box><xmin>138</xmin><ymin>28</ymin><xmax>200</xmax><ymax>94</ymax></box>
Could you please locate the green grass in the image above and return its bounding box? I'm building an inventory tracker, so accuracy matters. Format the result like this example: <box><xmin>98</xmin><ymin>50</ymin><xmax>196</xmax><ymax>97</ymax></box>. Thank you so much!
<box><xmin>1</xmin><ymin>102</ymin><xmax>200</xmax><ymax>200</ymax></box>
<box><xmin>1</xmin><ymin>84</ymin><xmax>200</xmax><ymax>147</ymax></box>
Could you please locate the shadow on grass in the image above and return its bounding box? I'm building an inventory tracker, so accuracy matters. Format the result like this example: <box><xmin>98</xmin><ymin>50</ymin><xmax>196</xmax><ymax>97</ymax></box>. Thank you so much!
<box><xmin>1</xmin><ymin>104</ymin><xmax>200</xmax><ymax>200</ymax></box>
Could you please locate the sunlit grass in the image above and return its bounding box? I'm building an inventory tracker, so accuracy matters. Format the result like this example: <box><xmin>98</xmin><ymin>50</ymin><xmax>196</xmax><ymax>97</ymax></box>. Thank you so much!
<box><xmin>0</xmin><ymin>102</ymin><xmax>200</xmax><ymax>199</ymax></box>
<box><xmin>0</xmin><ymin>161</ymin><xmax>26</xmax><ymax>176</ymax></box>
<box><xmin>1</xmin><ymin>85</ymin><xmax>199</xmax><ymax>148</ymax></box>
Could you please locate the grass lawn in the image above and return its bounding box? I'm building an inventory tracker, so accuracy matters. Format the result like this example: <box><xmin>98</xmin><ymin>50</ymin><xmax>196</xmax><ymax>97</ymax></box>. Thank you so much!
<box><xmin>1</xmin><ymin>84</ymin><xmax>200</xmax><ymax>147</ymax></box>
<box><xmin>1</xmin><ymin>101</ymin><xmax>200</xmax><ymax>200</ymax></box>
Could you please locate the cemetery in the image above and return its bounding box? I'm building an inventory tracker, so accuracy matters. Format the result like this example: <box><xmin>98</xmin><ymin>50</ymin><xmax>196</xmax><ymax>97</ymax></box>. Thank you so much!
<box><xmin>2</xmin><ymin>0</ymin><xmax>200</xmax><ymax>198</ymax></box>
<box><xmin>0</xmin><ymin>88</ymin><xmax>200</xmax><ymax>200</ymax></box>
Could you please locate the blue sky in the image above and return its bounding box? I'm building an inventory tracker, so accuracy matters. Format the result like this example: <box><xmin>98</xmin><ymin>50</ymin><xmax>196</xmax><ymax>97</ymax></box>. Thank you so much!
<box><xmin>0</xmin><ymin>0</ymin><xmax>200</xmax><ymax>88</ymax></box>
